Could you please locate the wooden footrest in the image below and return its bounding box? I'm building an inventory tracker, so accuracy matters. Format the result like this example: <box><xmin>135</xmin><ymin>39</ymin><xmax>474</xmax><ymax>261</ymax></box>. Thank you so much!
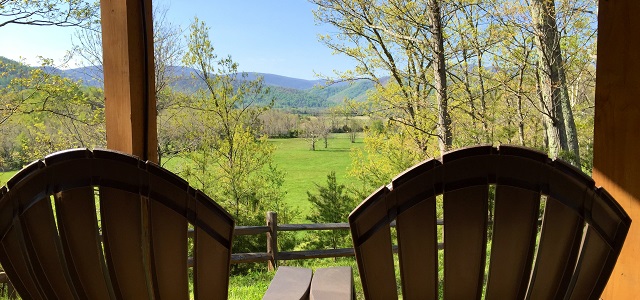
<box><xmin>263</xmin><ymin>266</ymin><xmax>312</xmax><ymax>300</ymax></box>
<box><xmin>310</xmin><ymin>267</ymin><xmax>354</xmax><ymax>300</ymax></box>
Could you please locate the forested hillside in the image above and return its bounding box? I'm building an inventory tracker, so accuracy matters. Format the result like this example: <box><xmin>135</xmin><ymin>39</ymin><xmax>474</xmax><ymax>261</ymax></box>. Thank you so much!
<box><xmin>0</xmin><ymin>60</ymin><xmax>375</xmax><ymax>109</ymax></box>
<box><xmin>0</xmin><ymin>57</ymin><xmax>32</xmax><ymax>88</ymax></box>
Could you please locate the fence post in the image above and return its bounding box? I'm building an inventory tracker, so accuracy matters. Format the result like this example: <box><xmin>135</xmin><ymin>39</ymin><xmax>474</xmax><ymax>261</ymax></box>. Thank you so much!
<box><xmin>266</xmin><ymin>211</ymin><xmax>279</xmax><ymax>271</ymax></box>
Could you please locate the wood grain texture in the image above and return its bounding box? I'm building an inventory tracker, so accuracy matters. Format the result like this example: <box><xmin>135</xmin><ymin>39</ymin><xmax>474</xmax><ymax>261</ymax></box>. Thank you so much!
<box><xmin>101</xmin><ymin>0</ymin><xmax>157</xmax><ymax>162</ymax></box>
<box><xmin>263</xmin><ymin>267</ymin><xmax>312</xmax><ymax>300</ymax></box>
<box><xmin>594</xmin><ymin>0</ymin><xmax>640</xmax><ymax>298</ymax></box>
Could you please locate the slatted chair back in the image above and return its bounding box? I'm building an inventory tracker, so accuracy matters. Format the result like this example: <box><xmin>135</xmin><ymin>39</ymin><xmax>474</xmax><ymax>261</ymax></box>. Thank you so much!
<box><xmin>349</xmin><ymin>145</ymin><xmax>631</xmax><ymax>300</ymax></box>
<box><xmin>0</xmin><ymin>149</ymin><xmax>235</xmax><ymax>300</ymax></box>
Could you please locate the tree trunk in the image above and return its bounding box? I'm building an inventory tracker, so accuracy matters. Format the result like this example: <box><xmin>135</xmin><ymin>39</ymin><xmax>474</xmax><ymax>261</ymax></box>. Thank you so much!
<box><xmin>536</xmin><ymin>61</ymin><xmax>561</xmax><ymax>156</ymax></box>
<box><xmin>531</xmin><ymin>0</ymin><xmax>580</xmax><ymax>166</ymax></box>
<box><xmin>427</xmin><ymin>0</ymin><xmax>452</xmax><ymax>154</ymax></box>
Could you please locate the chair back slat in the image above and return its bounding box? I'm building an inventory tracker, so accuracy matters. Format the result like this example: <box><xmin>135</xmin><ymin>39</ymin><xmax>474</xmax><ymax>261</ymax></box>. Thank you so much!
<box><xmin>100</xmin><ymin>188</ymin><xmax>152</xmax><ymax>298</ymax></box>
<box><xmin>393</xmin><ymin>159</ymin><xmax>440</xmax><ymax>299</ymax></box>
<box><xmin>150</xmin><ymin>201</ymin><xmax>189</xmax><ymax>299</ymax></box>
<box><xmin>56</xmin><ymin>188</ymin><xmax>114</xmax><ymax>300</ymax></box>
<box><xmin>443</xmin><ymin>186</ymin><xmax>488</xmax><ymax>300</ymax></box>
<box><xmin>527</xmin><ymin>197</ymin><xmax>583</xmax><ymax>299</ymax></box>
<box><xmin>485</xmin><ymin>186</ymin><xmax>540</xmax><ymax>299</ymax></box>
<box><xmin>0</xmin><ymin>223</ymin><xmax>45</xmax><ymax>299</ymax></box>
<box><xmin>193</xmin><ymin>191</ymin><xmax>234</xmax><ymax>299</ymax></box>
<box><xmin>1</xmin><ymin>163</ymin><xmax>67</xmax><ymax>299</ymax></box>
<box><xmin>564</xmin><ymin>228</ymin><xmax>610</xmax><ymax>300</ymax></box>
<box><xmin>396</xmin><ymin>198</ymin><xmax>438</xmax><ymax>299</ymax></box>
<box><xmin>562</xmin><ymin>187</ymin><xmax>630</xmax><ymax>300</ymax></box>
<box><xmin>21</xmin><ymin>197</ymin><xmax>77</xmax><ymax>299</ymax></box>
<box><xmin>147</xmin><ymin>163</ymin><xmax>190</xmax><ymax>299</ymax></box>
<box><xmin>350</xmin><ymin>187</ymin><xmax>398</xmax><ymax>300</ymax></box>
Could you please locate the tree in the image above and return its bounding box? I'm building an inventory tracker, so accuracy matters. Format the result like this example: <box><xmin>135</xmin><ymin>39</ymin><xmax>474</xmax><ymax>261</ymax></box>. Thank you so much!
<box><xmin>0</xmin><ymin>0</ymin><xmax>97</xmax><ymax>28</ymax></box>
<box><xmin>259</xmin><ymin>109</ymin><xmax>299</xmax><ymax>138</ymax></box>
<box><xmin>307</xmin><ymin>171</ymin><xmax>356</xmax><ymax>250</ymax></box>
<box><xmin>301</xmin><ymin>116</ymin><xmax>329</xmax><ymax>150</ymax></box>
<box><xmin>312</xmin><ymin>0</ymin><xmax>453</xmax><ymax>156</ymax></box>
<box><xmin>347</xmin><ymin>118</ymin><xmax>362</xmax><ymax>143</ymax></box>
<box><xmin>332</xmin><ymin>98</ymin><xmax>363</xmax><ymax>142</ymax></box>
<box><xmin>529</xmin><ymin>0</ymin><xmax>580</xmax><ymax>166</ymax></box>
<box><xmin>179</xmin><ymin>17</ymin><xmax>281</xmax><ymax>227</ymax></box>
<box><xmin>0</xmin><ymin>62</ymin><xmax>105</xmax><ymax>166</ymax></box>
<box><xmin>350</xmin><ymin>125</ymin><xmax>423</xmax><ymax>198</ymax></box>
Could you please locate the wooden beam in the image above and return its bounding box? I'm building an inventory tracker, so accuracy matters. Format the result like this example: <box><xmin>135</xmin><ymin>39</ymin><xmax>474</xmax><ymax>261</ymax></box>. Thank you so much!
<box><xmin>101</xmin><ymin>0</ymin><xmax>157</xmax><ymax>163</ymax></box>
<box><xmin>594</xmin><ymin>0</ymin><xmax>640</xmax><ymax>298</ymax></box>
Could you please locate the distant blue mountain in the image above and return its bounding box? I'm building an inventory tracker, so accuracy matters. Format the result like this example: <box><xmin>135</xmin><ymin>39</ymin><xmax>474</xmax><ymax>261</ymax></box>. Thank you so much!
<box><xmin>56</xmin><ymin>65</ymin><xmax>379</xmax><ymax>108</ymax></box>
<box><xmin>1</xmin><ymin>57</ymin><xmax>381</xmax><ymax>109</ymax></box>
<box><xmin>55</xmin><ymin>65</ymin><xmax>331</xmax><ymax>91</ymax></box>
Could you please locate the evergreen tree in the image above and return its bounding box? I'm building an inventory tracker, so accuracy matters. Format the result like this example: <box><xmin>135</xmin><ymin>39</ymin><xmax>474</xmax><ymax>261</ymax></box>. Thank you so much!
<box><xmin>307</xmin><ymin>171</ymin><xmax>356</xmax><ymax>250</ymax></box>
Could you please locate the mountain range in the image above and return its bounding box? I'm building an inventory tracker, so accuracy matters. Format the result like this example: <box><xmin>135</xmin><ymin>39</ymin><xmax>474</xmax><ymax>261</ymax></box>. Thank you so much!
<box><xmin>1</xmin><ymin>56</ymin><xmax>377</xmax><ymax>109</ymax></box>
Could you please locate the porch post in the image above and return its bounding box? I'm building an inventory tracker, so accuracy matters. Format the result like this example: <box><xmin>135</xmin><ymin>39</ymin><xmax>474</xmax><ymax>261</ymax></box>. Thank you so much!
<box><xmin>594</xmin><ymin>1</ymin><xmax>640</xmax><ymax>298</ymax></box>
<box><xmin>101</xmin><ymin>0</ymin><xmax>157</xmax><ymax>163</ymax></box>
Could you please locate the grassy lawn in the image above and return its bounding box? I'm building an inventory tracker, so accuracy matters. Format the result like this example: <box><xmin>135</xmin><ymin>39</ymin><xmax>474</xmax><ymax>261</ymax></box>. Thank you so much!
<box><xmin>269</xmin><ymin>133</ymin><xmax>364</xmax><ymax>219</ymax></box>
<box><xmin>0</xmin><ymin>170</ymin><xmax>17</xmax><ymax>186</ymax></box>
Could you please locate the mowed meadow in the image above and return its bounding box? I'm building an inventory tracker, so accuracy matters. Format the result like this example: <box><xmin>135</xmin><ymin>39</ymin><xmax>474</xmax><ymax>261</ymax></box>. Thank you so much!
<box><xmin>0</xmin><ymin>133</ymin><xmax>365</xmax><ymax>224</ymax></box>
<box><xmin>268</xmin><ymin>133</ymin><xmax>363</xmax><ymax>219</ymax></box>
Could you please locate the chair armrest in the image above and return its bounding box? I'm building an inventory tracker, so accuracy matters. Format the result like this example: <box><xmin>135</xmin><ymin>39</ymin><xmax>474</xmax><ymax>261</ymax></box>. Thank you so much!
<box><xmin>263</xmin><ymin>266</ymin><xmax>312</xmax><ymax>300</ymax></box>
<box><xmin>310</xmin><ymin>267</ymin><xmax>354</xmax><ymax>300</ymax></box>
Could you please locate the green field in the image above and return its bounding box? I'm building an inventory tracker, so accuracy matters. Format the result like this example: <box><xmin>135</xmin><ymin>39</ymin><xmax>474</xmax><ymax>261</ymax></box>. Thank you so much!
<box><xmin>269</xmin><ymin>133</ymin><xmax>363</xmax><ymax>219</ymax></box>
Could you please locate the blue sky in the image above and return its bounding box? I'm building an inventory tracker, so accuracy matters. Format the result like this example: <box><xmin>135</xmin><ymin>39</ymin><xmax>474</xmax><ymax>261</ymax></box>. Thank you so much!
<box><xmin>0</xmin><ymin>0</ymin><xmax>355</xmax><ymax>80</ymax></box>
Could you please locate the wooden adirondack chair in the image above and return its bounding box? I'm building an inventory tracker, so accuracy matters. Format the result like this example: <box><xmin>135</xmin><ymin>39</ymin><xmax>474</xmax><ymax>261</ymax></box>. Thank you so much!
<box><xmin>350</xmin><ymin>145</ymin><xmax>631</xmax><ymax>300</ymax></box>
<box><xmin>0</xmin><ymin>149</ymin><xmax>235</xmax><ymax>299</ymax></box>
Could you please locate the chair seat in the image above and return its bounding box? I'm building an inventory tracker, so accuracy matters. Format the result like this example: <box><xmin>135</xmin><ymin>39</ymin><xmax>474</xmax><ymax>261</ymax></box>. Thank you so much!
<box><xmin>263</xmin><ymin>266</ymin><xmax>312</xmax><ymax>300</ymax></box>
<box><xmin>310</xmin><ymin>267</ymin><xmax>353</xmax><ymax>300</ymax></box>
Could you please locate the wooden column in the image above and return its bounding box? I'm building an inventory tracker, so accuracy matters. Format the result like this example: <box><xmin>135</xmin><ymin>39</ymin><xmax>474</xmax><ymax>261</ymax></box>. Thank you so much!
<box><xmin>101</xmin><ymin>0</ymin><xmax>157</xmax><ymax>163</ymax></box>
<box><xmin>594</xmin><ymin>1</ymin><xmax>640</xmax><ymax>298</ymax></box>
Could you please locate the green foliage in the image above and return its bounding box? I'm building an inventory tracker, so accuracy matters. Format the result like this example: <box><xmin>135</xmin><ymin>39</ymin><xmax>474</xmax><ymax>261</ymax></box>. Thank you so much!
<box><xmin>350</xmin><ymin>126</ymin><xmax>424</xmax><ymax>200</ymax></box>
<box><xmin>312</xmin><ymin>0</ymin><xmax>597</xmax><ymax>172</ymax></box>
<box><xmin>261</xmin><ymin>86</ymin><xmax>329</xmax><ymax>108</ymax></box>
<box><xmin>307</xmin><ymin>81</ymin><xmax>374</xmax><ymax>104</ymax></box>
<box><xmin>306</xmin><ymin>171</ymin><xmax>357</xmax><ymax>250</ymax></box>
<box><xmin>0</xmin><ymin>0</ymin><xmax>98</xmax><ymax>28</ymax></box>
<box><xmin>0</xmin><ymin>60</ymin><xmax>105</xmax><ymax>169</ymax></box>
<box><xmin>0</xmin><ymin>57</ymin><xmax>32</xmax><ymax>88</ymax></box>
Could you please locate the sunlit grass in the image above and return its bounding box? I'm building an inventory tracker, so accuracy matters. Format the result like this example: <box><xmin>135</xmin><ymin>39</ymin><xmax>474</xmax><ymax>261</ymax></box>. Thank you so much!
<box><xmin>0</xmin><ymin>170</ymin><xmax>17</xmax><ymax>186</ymax></box>
<box><xmin>269</xmin><ymin>133</ymin><xmax>363</xmax><ymax>219</ymax></box>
